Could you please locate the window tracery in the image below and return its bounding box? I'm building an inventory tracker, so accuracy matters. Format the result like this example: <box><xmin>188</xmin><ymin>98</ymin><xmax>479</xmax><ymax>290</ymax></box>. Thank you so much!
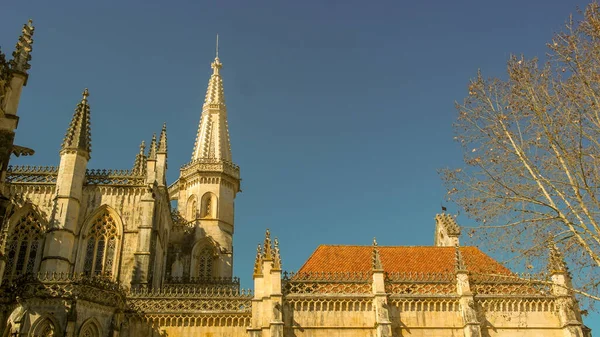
<box><xmin>79</xmin><ymin>322</ymin><xmax>99</xmax><ymax>337</ymax></box>
<box><xmin>198</xmin><ymin>247</ymin><xmax>214</xmax><ymax>279</ymax></box>
<box><xmin>4</xmin><ymin>211</ymin><xmax>43</xmax><ymax>279</ymax></box>
<box><xmin>83</xmin><ymin>211</ymin><xmax>119</xmax><ymax>277</ymax></box>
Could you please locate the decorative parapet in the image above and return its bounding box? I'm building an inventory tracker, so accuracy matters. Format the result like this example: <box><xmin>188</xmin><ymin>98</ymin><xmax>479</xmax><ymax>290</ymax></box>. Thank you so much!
<box><xmin>385</xmin><ymin>272</ymin><xmax>457</xmax><ymax>295</ymax></box>
<box><xmin>180</xmin><ymin>158</ymin><xmax>240</xmax><ymax>180</ymax></box>
<box><xmin>85</xmin><ymin>168</ymin><xmax>145</xmax><ymax>186</ymax></box>
<box><xmin>6</xmin><ymin>165</ymin><xmax>58</xmax><ymax>183</ymax></box>
<box><xmin>0</xmin><ymin>272</ymin><xmax>126</xmax><ymax>308</ymax></box>
<box><xmin>469</xmin><ymin>272</ymin><xmax>553</xmax><ymax>296</ymax></box>
<box><xmin>129</xmin><ymin>286</ymin><xmax>251</xmax><ymax>298</ymax></box>
<box><xmin>163</xmin><ymin>276</ymin><xmax>241</xmax><ymax>291</ymax></box>
<box><xmin>6</xmin><ymin>166</ymin><xmax>147</xmax><ymax>186</ymax></box>
<box><xmin>282</xmin><ymin>271</ymin><xmax>372</xmax><ymax>295</ymax></box>
<box><xmin>127</xmin><ymin>286</ymin><xmax>252</xmax><ymax>313</ymax></box>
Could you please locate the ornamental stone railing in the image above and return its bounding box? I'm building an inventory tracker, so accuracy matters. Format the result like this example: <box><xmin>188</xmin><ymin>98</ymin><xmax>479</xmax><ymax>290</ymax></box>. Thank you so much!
<box><xmin>0</xmin><ymin>272</ymin><xmax>126</xmax><ymax>308</ymax></box>
<box><xmin>127</xmin><ymin>285</ymin><xmax>252</xmax><ymax>313</ymax></box>
<box><xmin>6</xmin><ymin>165</ymin><xmax>58</xmax><ymax>183</ymax></box>
<box><xmin>6</xmin><ymin>166</ymin><xmax>146</xmax><ymax>186</ymax></box>
<box><xmin>180</xmin><ymin>158</ymin><xmax>240</xmax><ymax>179</ymax></box>
<box><xmin>282</xmin><ymin>271</ymin><xmax>373</xmax><ymax>295</ymax></box>
<box><xmin>385</xmin><ymin>272</ymin><xmax>457</xmax><ymax>295</ymax></box>
<box><xmin>85</xmin><ymin>168</ymin><xmax>145</xmax><ymax>186</ymax></box>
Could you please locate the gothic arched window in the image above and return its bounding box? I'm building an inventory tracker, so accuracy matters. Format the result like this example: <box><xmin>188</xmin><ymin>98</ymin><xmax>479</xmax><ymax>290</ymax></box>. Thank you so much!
<box><xmin>32</xmin><ymin>318</ymin><xmax>57</xmax><ymax>337</ymax></box>
<box><xmin>197</xmin><ymin>247</ymin><xmax>213</xmax><ymax>279</ymax></box>
<box><xmin>83</xmin><ymin>211</ymin><xmax>119</xmax><ymax>277</ymax></box>
<box><xmin>79</xmin><ymin>320</ymin><xmax>100</xmax><ymax>337</ymax></box>
<box><xmin>4</xmin><ymin>211</ymin><xmax>44</xmax><ymax>279</ymax></box>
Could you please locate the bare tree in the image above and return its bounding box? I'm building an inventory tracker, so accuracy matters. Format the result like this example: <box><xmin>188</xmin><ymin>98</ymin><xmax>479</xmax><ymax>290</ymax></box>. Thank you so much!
<box><xmin>441</xmin><ymin>3</ymin><xmax>600</xmax><ymax>305</ymax></box>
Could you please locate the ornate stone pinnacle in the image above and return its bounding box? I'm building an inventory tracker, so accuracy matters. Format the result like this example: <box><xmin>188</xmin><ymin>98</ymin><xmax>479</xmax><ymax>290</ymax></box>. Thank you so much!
<box><xmin>10</xmin><ymin>19</ymin><xmax>34</xmax><ymax>75</ymax></box>
<box><xmin>158</xmin><ymin>123</ymin><xmax>167</xmax><ymax>154</ymax></box>
<box><xmin>0</xmin><ymin>49</ymin><xmax>10</xmax><ymax>108</ymax></box>
<box><xmin>435</xmin><ymin>213</ymin><xmax>461</xmax><ymax>236</ymax></box>
<box><xmin>148</xmin><ymin>133</ymin><xmax>157</xmax><ymax>160</ymax></box>
<box><xmin>372</xmin><ymin>237</ymin><xmax>383</xmax><ymax>270</ymax></box>
<box><xmin>132</xmin><ymin>140</ymin><xmax>147</xmax><ymax>176</ymax></box>
<box><xmin>548</xmin><ymin>243</ymin><xmax>567</xmax><ymax>273</ymax></box>
<box><xmin>454</xmin><ymin>246</ymin><xmax>466</xmax><ymax>271</ymax></box>
<box><xmin>263</xmin><ymin>229</ymin><xmax>273</xmax><ymax>260</ymax></box>
<box><xmin>253</xmin><ymin>244</ymin><xmax>263</xmax><ymax>277</ymax></box>
<box><xmin>273</xmin><ymin>238</ymin><xmax>282</xmax><ymax>270</ymax></box>
<box><xmin>61</xmin><ymin>88</ymin><xmax>92</xmax><ymax>158</ymax></box>
<box><xmin>205</xmin><ymin>57</ymin><xmax>225</xmax><ymax>105</ymax></box>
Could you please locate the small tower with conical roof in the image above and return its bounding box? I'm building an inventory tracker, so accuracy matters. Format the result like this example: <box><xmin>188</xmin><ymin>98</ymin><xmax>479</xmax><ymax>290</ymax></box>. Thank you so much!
<box><xmin>170</xmin><ymin>48</ymin><xmax>241</xmax><ymax>279</ymax></box>
<box><xmin>41</xmin><ymin>89</ymin><xmax>91</xmax><ymax>273</ymax></box>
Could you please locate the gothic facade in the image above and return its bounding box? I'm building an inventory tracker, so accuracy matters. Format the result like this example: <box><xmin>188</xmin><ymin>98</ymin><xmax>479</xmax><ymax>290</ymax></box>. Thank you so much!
<box><xmin>0</xmin><ymin>21</ymin><xmax>592</xmax><ymax>337</ymax></box>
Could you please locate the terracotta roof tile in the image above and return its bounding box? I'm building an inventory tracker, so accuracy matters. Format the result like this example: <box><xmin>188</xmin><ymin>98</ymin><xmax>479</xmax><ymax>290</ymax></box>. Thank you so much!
<box><xmin>298</xmin><ymin>245</ymin><xmax>511</xmax><ymax>275</ymax></box>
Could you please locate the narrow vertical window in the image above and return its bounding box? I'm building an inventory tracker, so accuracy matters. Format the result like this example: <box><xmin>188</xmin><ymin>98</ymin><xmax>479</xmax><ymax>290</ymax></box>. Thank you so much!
<box><xmin>198</xmin><ymin>247</ymin><xmax>213</xmax><ymax>279</ymax></box>
<box><xmin>83</xmin><ymin>211</ymin><xmax>119</xmax><ymax>277</ymax></box>
<box><xmin>4</xmin><ymin>211</ymin><xmax>44</xmax><ymax>280</ymax></box>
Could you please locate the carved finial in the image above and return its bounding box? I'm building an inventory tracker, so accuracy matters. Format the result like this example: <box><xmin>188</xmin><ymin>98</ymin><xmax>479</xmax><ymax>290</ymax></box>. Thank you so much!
<box><xmin>148</xmin><ymin>133</ymin><xmax>157</xmax><ymax>160</ymax></box>
<box><xmin>253</xmin><ymin>244</ymin><xmax>263</xmax><ymax>277</ymax></box>
<box><xmin>132</xmin><ymin>140</ymin><xmax>147</xmax><ymax>175</ymax></box>
<box><xmin>61</xmin><ymin>88</ymin><xmax>92</xmax><ymax>158</ymax></box>
<box><xmin>206</xmin><ymin>53</ymin><xmax>225</xmax><ymax>105</ymax></box>
<box><xmin>10</xmin><ymin>19</ymin><xmax>34</xmax><ymax>76</ymax></box>
<box><xmin>263</xmin><ymin>229</ymin><xmax>273</xmax><ymax>260</ymax></box>
<box><xmin>273</xmin><ymin>238</ymin><xmax>282</xmax><ymax>270</ymax></box>
<box><xmin>455</xmin><ymin>246</ymin><xmax>466</xmax><ymax>271</ymax></box>
<box><xmin>158</xmin><ymin>123</ymin><xmax>167</xmax><ymax>154</ymax></box>
<box><xmin>548</xmin><ymin>243</ymin><xmax>567</xmax><ymax>273</ymax></box>
<box><xmin>372</xmin><ymin>237</ymin><xmax>383</xmax><ymax>271</ymax></box>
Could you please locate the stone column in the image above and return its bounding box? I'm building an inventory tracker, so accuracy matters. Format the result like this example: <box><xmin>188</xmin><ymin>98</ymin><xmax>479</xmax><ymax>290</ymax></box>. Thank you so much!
<box><xmin>455</xmin><ymin>248</ymin><xmax>482</xmax><ymax>337</ymax></box>
<box><xmin>132</xmin><ymin>189</ymin><xmax>155</xmax><ymax>287</ymax></box>
<box><xmin>247</xmin><ymin>230</ymin><xmax>283</xmax><ymax>337</ymax></box>
<box><xmin>548</xmin><ymin>245</ymin><xmax>585</xmax><ymax>337</ymax></box>
<box><xmin>248</xmin><ymin>244</ymin><xmax>263</xmax><ymax>337</ymax></box>
<box><xmin>372</xmin><ymin>240</ymin><xmax>391</xmax><ymax>337</ymax></box>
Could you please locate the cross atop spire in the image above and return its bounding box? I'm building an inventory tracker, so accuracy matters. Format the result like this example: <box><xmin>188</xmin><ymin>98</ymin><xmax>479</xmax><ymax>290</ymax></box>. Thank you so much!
<box><xmin>61</xmin><ymin>89</ymin><xmax>92</xmax><ymax>159</ymax></box>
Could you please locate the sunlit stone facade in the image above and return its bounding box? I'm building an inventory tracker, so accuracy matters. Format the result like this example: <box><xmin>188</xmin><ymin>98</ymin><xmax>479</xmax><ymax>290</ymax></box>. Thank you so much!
<box><xmin>0</xmin><ymin>21</ymin><xmax>592</xmax><ymax>337</ymax></box>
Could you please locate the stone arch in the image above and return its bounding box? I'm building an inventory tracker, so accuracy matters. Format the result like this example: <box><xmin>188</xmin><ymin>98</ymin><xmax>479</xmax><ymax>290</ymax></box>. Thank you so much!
<box><xmin>76</xmin><ymin>205</ymin><xmax>124</xmax><ymax>279</ymax></box>
<box><xmin>29</xmin><ymin>315</ymin><xmax>60</xmax><ymax>337</ymax></box>
<box><xmin>3</xmin><ymin>205</ymin><xmax>46</xmax><ymax>280</ymax></box>
<box><xmin>186</xmin><ymin>194</ymin><xmax>197</xmax><ymax>220</ymax></box>
<box><xmin>190</xmin><ymin>238</ymin><xmax>218</xmax><ymax>279</ymax></box>
<box><xmin>78</xmin><ymin>317</ymin><xmax>101</xmax><ymax>337</ymax></box>
<box><xmin>200</xmin><ymin>192</ymin><xmax>217</xmax><ymax>218</ymax></box>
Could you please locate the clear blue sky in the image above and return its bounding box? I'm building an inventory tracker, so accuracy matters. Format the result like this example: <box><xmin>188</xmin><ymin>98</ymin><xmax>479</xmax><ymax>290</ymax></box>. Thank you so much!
<box><xmin>2</xmin><ymin>0</ymin><xmax>598</xmax><ymax>330</ymax></box>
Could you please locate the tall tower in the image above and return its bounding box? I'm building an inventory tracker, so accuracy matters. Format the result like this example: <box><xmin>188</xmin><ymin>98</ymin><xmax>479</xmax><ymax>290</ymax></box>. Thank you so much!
<box><xmin>172</xmin><ymin>52</ymin><xmax>240</xmax><ymax>279</ymax></box>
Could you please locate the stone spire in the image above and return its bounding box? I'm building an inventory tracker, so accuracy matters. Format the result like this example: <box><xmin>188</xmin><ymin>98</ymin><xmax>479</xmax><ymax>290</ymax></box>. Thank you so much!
<box><xmin>61</xmin><ymin>89</ymin><xmax>91</xmax><ymax>158</ymax></box>
<box><xmin>147</xmin><ymin>133</ymin><xmax>157</xmax><ymax>160</ymax></box>
<box><xmin>10</xmin><ymin>20</ymin><xmax>34</xmax><ymax>77</ymax></box>
<box><xmin>158</xmin><ymin>123</ymin><xmax>167</xmax><ymax>154</ymax></box>
<box><xmin>132</xmin><ymin>141</ymin><xmax>147</xmax><ymax>175</ymax></box>
<box><xmin>190</xmin><ymin>52</ymin><xmax>233</xmax><ymax>162</ymax></box>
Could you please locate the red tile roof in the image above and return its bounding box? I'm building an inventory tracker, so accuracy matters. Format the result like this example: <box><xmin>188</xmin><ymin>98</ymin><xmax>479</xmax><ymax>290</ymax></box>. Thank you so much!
<box><xmin>298</xmin><ymin>245</ymin><xmax>511</xmax><ymax>275</ymax></box>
